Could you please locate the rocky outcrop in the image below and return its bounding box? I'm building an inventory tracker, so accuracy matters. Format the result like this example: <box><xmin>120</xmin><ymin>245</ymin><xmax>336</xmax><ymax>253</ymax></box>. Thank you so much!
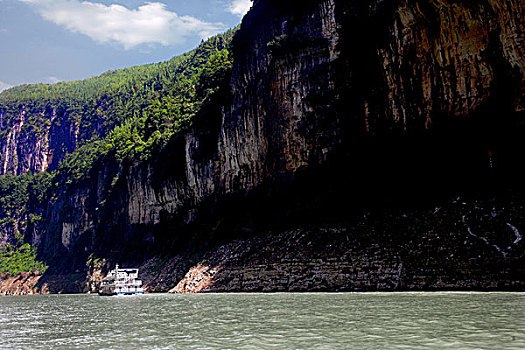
<box><xmin>1</xmin><ymin>0</ymin><xmax>524</xmax><ymax>292</ymax></box>
<box><xmin>118</xmin><ymin>0</ymin><xmax>523</xmax><ymax>229</ymax></box>
<box><xmin>1</xmin><ymin>270</ymin><xmax>104</xmax><ymax>296</ymax></box>
<box><xmin>0</xmin><ymin>272</ymin><xmax>42</xmax><ymax>296</ymax></box>
<box><xmin>3</xmin><ymin>195</ymin><xmax>524</xmax><ymax>295</ymax></box>
<box><xmin>170</xmin><ymin>264</ymin><xmax>221</xmax><ymax>293</ymax></box>
<box><xmin>172</xmin><ymin>197</ymin><xmax>525</xmax><ymax>292</ymax></box>
<box><xmin>375</xmin><ymin>0</ymin><xmax>524</xmax><ymax>130</ymax></box>
<box><xmin>139</xmin><ymin>255</ymin><xmax>193</xmax><ymax>293</ymax></box>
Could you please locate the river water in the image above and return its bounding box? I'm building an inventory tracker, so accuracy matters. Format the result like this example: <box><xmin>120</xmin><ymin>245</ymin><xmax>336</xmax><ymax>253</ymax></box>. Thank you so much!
<box><xmin>0</xmin><ymin>292</ymin><xmax>523</xmax><ymax>349</ymax></box>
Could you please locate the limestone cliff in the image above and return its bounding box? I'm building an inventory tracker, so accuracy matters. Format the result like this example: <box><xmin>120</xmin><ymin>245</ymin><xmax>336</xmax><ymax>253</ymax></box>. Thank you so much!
<box><xmin>0</xmin><ymin>106</ymin><xmax>78</xmax><ymax>176</ymax></box>
<box><xmin>1</xmin><ymin>0</ymin><xmax>524</xmax><ymax>293</ymax></box>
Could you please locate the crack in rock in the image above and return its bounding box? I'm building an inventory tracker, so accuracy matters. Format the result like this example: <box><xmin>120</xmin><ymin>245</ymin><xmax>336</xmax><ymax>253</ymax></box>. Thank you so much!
<box><xmin>462</xmin><ymin>215</ymin><xmax>507</xmax><ymax>258</ymax></box>
<box><xmin>506</xmin><ymin>223</ymin><xmax>522</xmax><ymax>245</ymax></box>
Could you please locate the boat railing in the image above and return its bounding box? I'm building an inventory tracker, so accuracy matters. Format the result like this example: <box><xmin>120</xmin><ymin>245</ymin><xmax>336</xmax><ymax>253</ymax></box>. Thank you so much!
<box><xmin>114</xmin><ymin>280</ymin><xmax>142</xmax><ymax>287</ymax></box>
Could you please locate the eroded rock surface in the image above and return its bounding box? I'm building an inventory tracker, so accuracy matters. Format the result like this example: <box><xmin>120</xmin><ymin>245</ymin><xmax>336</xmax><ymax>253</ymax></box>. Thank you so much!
<box><xmin>1</xmin><ymin>0</ymin><xmax>524</xmax><ymax>293</ymax></box>
<box><xmin>172</xmin><ymin>198</ymin><xmax>525</xmax><ymax>293</ymax></box>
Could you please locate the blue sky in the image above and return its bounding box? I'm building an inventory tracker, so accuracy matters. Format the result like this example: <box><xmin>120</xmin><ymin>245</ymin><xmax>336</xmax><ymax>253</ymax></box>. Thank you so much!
<box><xmin>0</xmin><ymin>0</ymin><xmax>252</xmax><ymax>92</ymax></box>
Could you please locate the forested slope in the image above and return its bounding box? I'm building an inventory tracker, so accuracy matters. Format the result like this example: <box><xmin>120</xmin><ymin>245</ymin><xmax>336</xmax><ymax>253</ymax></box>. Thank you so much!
<box><xmin>0</xmin><ymin>29</ymin><xmax>236</xmax><ymax>274</ymax></box>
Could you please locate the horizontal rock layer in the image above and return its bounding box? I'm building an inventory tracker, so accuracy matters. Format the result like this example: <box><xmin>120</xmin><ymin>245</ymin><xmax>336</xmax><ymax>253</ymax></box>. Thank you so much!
<box><xmin>173</xmin><ymin>197</ymin><xmax>525</xmax><ymax>292</ymax></box>
<box><xmin>1</xmin><ymin>0</ymin><xmax>524</xmax><ymax>292</ymax></box>
<box><xmin>2</xmin><ymin>196</ymin><xmax>524</xmax><ymax>295</ymax></box>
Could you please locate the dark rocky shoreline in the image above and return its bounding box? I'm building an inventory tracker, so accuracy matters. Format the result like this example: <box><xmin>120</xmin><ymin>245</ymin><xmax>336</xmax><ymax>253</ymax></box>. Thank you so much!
<box><xmin>3</xmin><ymin>195</ymin><xmax>523</xmax><ymax>295</ymax></box>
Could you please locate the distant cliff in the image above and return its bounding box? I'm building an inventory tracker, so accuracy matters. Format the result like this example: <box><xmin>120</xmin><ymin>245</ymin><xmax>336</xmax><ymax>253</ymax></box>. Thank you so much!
<box><xmin>0</xmin><ymin>107</ymin><xmax>75</xmax><ymax>175</ymax></box>
<box><xmin>1</xmin><ymin>0</ymin><xmax>524</xmax><ymax>293</ymax></box>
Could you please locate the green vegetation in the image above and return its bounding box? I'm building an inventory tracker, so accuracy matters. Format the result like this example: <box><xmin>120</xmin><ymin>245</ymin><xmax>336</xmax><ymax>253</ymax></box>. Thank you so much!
<box><xmin>1</xmin><ymin>28</ymin><xmax>236</xmax><ymax>179</ymax></box>
<box><xmin>0</xmin><ymin>172</ymin><xmax>52</xmax><ymax>233</ymax></box>
<box><xmin>1</xmin><ymin>29</ymin><xmax>235</xmax><ymax>142</ymax></box>
<box><xmin>86</xmin><ymin>253</ymin><xmax>107</xmax><ymax>267</ymax></box>
<box><xmin>266</xmin><ymin>34</ymin><xmax>289</xmax><ymax>51</ymax></box>
<box><xmin>0</xmin><ymin>244</ymin><xmax>48</xmax><ymax>275</ymax></box>
<box><xmin>0</xmin><ymin>173</ymin><xmax>51</xmax><ymax>275</ymax></box>
<box><xmin>0</xmin><ymin>28</ymin><xmax>238</xmax><ymax>273</ymax></box>
<box><xmin>58</xmin><ymin>29</ymin><xmax>234</xmax><ymax>183</ymax></box>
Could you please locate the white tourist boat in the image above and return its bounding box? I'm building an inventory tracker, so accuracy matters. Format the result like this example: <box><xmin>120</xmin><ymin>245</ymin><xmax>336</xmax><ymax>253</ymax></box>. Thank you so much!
<box><xmin>98</xmin><ymin>264</ymin><xmax>144</xmax><ymax>296</ymax></box>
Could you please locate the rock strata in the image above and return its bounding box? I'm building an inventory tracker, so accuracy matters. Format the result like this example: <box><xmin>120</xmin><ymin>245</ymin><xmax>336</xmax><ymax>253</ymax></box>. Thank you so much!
<box><xmin>0</xmin><ymin>107</ymin><xmax>78</xmax><ymax>176</ymax></box>
<box><xmin>1</xmin><ymin>0</ymin><xmax>524</xmax><ymax>293</ymax></box>
<box><xmin>172</xmin><ymin>198</ymin><xmax>525</xmax><ymax>293</ymax></box>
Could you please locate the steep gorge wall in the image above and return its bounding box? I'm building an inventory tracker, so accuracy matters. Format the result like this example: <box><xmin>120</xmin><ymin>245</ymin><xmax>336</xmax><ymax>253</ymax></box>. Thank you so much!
<box><xmin>374</xmin><ymin>0</ymin><xmax>524</xmax><ymax>128</ymax></box>
<box><xmin>33</xmin><ymin>0</ymin><xmax>348</xmax><ymax>265</ymax></box>
<box><xmin>4</xmin><ymin>0</ymin><xmax>525</xmax><ymax>289</ymax></box>
<box><xmin>0</xmin><ymin>106</ymin><xmax>78</xmax><ymax>176</ymax></box>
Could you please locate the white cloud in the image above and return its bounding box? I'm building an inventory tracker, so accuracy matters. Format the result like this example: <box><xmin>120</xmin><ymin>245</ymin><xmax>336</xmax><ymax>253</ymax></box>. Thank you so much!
<box><xmin>48</xmin><ymin>76</ymin><xmax>61</xmax><ymax>84</ymax></box>
<box><xmin>228</xmin><ymin>0</ymin><xmax>251</xmax><ymax>16</ymax></box>
<box><xmin>19</xmin><ymin>0</ymin><xmax>224</xmax><ymax>49</ymax></box>
<box><xmin>0</xmin><ymin>81</ymin><xmax>12</xmax><ymax>93</ymax></box>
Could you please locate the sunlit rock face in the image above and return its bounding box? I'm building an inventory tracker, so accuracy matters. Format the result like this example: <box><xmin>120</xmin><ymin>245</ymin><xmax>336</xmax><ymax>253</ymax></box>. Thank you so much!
<box><xmin>0</xmin><ymin>107</ymin><xmax>78</xmax><ymax>176</ymax></box>
<box><xmin>372</xmin><ymin>0</ymin><xmax>523</xmax><ymax>130</ymax></box>
<box><xmin>1</xmin><ymin>0</ymin><xmax>523</xmax><ymax>290</ymax></box>
<box><xmin>46</xmin><ymin>0</ymin><xmax>524</xmax><ymax>259</ymax></box>
<box><xmin>216</xmin><ymin>0</ymin><xmax>524</xmax><ymax>201</ymax></box>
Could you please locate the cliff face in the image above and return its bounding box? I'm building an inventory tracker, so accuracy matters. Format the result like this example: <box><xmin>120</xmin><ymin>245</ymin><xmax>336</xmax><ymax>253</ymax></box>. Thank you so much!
<box><xmin>33</xmin><ymin>0</ymin><xmax>346</xmax><ymax>263</ymax></box>
<box><xmin>2</xmin><ymin>0</ymin><xmax>524</xmax><ymax>291</ymax></box>
<box><xmin>46</xmin><ymin>0</ymin><xmax>524</xmax><ymax>258</ymax></box>
<box><xmin>171</xmin><ymin>198</ymin><xmax>525</xmax><ymax>293</ymax></box>
<box><xmin>0</xmin><ymin>106</ymin><xmax>78</xmax><ymax>176</ymax></box>
<box><xmin>374</xmin><ymin>0</ymin><xmax>523</xmax><ymax>128</ymax></box>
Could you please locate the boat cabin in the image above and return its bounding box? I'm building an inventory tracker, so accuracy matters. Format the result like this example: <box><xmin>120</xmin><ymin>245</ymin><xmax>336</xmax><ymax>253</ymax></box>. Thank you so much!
<box><xmin>99</xmin><ymin>264</ymin><xmax>144</xmax><ymax>296</ymax></box>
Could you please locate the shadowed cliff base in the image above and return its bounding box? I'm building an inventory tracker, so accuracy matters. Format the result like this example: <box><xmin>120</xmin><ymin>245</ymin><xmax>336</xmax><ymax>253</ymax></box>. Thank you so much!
<box><xmin>1</xmin><ymin>0</ymin><xmax>524</xmax><ymax>294</ymax></box>
<box><xmin>17</xmin><ymin>143</ymin><xmax>525</xmax><ymax>294</ymax></box>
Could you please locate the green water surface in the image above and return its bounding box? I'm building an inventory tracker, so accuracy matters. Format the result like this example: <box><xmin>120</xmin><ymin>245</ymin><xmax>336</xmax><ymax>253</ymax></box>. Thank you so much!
<box><xmin>0</xmin><ymin>292</ymin><xmax>523</xmax><ymax>349</ymax></box>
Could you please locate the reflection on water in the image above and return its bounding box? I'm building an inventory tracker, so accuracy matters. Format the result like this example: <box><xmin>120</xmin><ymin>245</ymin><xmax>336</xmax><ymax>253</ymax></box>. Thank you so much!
<box><xmin>0</xmin><ymin>292</ymin><xmax>523</xmax><ymax>349</ymax></box>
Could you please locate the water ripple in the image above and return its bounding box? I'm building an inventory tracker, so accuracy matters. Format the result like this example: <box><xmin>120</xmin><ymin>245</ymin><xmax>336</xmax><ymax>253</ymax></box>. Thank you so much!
<box><xmin>0</xmin><ymin>292</ymin><xmax>524</xmax><ymax>349</ymax></box>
